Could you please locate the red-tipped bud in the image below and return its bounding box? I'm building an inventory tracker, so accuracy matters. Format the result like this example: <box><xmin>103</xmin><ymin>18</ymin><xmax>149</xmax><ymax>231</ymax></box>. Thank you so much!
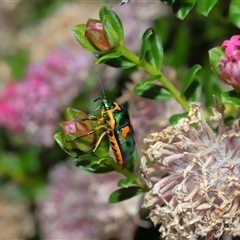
<box><xmin>85</xmin><ymin>19</ymin><xmax>112</xmax><ymax>52</ymax></box>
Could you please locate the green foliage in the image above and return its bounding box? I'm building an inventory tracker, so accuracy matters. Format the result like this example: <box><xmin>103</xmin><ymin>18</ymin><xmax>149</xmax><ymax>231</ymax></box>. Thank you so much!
<box><xmin>140</xmin><ymin>29</ymin><xmax>164</xmax><ymax>70</ymax></box>
<box><xmin>181</xmin><ymin>64</ymin><xmax>202</xmax><ymax>102</ymax></box>
<box><xmin>161</xmin><ymin>0</ymin><xmax>218</xmax><ymax>19</ymax></box>
<box><xmin>229</xmin><ymin>0</ymin><xmax>240</xmax><ymax>28</ymax></box>
<box><xmin>72</xmin><ymin>24</ymin><xmax>98</xmax><ymax>53</ymax></box>
<box><xmin>133</xmin><ymin>75</ymin><xmax>173</xmax><ymax>100</ymax></box>
<box><xmin>99</xmin><ymin>5</ymin><xmax>124</xmax><ymax>43</ymax></box>
<box><xmin>108</xmin><ymin>186</ymin><xmax>145</xmax><ymax>203</ymax></box>
<box><xmin>73</xmin><ymin>154</ymin><xmax>115</xmax><ymax>173</ymax></box>
<box><xmin>221</xmin><ymin>90</ymin><xmax>240</xmax><ymax>105</ymax></box>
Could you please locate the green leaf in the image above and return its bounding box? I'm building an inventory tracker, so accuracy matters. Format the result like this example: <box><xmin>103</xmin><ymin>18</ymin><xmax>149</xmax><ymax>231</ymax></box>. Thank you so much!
<box><xmin>209</xmin><ymin>46</ymin><xmax>225</xmax><ymax>78</ymax></box>
<box><xmin>104</xmin><ymin>56</ymin><xmax>136</xmax><ymax>68</ymax></box>
<box><xmin>173</xmin><ymin>0</ymin><xmax>196</xmax><ymax>20</ymax></box>
<box><xmin>133</xmin><ymin>75</ymin><xmax>173</xmax><ymax>100</ymax></box>
<box><xmin>108</xmin><ymin>186</ymin><xmax>145</xmax><ymax>203</ymax></box>
<box><xmin>139</xmin><ymin>28</ymin><xmax>153</xmax><ymax>60</ymax></box>
<box><xmin>102</xmin><ymin>16</ymin><xmax>120</xmax><ymax>48</ymax></box>
<box><xmin>181</xmin><ymin>64</ymin><xmax>202</xmax><ymax>94</ymax></box>
<box><xmin>94</xmin><ymin>51</ymin><xmax>123</xmax><ymax>64</ymax></box>
<box><xmin>118</xmin><ymin>174</ymin><xmax>138</xmax><ymax>188</ymax></box>
<box><xmin>54</xmin><ymin>132</ymin><xmax>81</xmax><ymax>157</ymax></box>
<box><xmin>72</xmin><ymin>24</ymin><xmax>97</xmax><ymax>52</ymax></box>
<box><xmin>65</xmin><ymin>107</ymin><xmax>89</xmax><ymax>121</ymax></box>
<box><xmin>53</xmin><ymin>132</ymin><xmax>81</xmax><ymax>157</ymax></box>
<box><xmin>73</xmin><ymin>154</ymin><xmax>115</xmax><ymax>173</ymax></box>
<box><xmin>221</xmin><ymin>90</ymin><xmax>240</xmax><ymax>105</ymax></box>
<box><xmin>196</xmin><ymin>0</ymin><xmax>217</xmax><ymax>16</ymax></box>
<box><xmin>99</xmin><ymin>6</ymin><xmax>124</xmax><ymax>43</ymax></box>
<box><xmin>184</xmin><ymin>80</ymin><xmax>202</xmax><ymax>102</ymax></box>
<box><xmin>169</xmin><ymin>112</ymin><xmax>188</xmax><ymax>125</ymax></box>
<box><xmin>143</xmin><ymin>29</ymin><xmax>164</xmax><ymax>70</ymax></box>
<box><xmin>229</xmin><ymin>0</ymin><xmax>240</xmax><ymax>28</ymax></box>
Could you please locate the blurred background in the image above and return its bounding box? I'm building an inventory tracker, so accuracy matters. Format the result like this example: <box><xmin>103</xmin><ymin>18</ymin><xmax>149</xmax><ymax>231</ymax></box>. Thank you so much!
<box><xmin>0</xmin><ymin>0</ymin><xmax>237</xmax><ymax>239</ymax></box>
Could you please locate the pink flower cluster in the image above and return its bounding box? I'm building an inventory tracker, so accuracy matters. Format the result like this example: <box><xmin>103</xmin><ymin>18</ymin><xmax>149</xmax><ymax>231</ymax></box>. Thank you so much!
<box><xmin>0</xmin><ymin>49</ymin><xmax>92</xmax><ymax>146</ymax></box>
<box><xmin>37</xmin><ymin>162</ymin><xmax>139</xmax><ymax>239</ymax></box>
<box><xmin>219</xmin><ymin>35</ymin><xmax>240</xmax><ymax>90</ymax></box>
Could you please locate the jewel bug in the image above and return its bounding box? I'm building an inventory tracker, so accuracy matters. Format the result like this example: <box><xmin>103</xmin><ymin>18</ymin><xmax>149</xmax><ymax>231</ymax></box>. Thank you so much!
<box><xmin>70</xmin><ymin>76</ymin><xmax>135</xmax><ymax>168</ymax></box>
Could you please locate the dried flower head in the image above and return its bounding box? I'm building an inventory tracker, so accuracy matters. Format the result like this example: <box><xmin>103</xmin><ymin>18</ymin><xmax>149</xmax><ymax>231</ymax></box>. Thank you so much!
<box><xmin>140</xmin><ymin>103</ymin><xmax>240</xmax><ymax>239</ymax></box>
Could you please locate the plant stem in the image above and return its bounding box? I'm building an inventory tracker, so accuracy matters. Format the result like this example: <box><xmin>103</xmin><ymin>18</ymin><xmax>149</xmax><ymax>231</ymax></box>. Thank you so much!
<box><xmin>110</xmin><ymin>160</ymin><xmax>148</xmax><ymax>190</ymax></box>
<box><xmin>118</xmin><ymin>45</ymin><xmax>190</xmax><ymax>112</ymax></box>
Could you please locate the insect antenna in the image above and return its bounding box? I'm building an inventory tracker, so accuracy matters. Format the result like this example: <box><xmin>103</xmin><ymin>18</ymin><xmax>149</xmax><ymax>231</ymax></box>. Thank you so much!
<box><xmin>92</xmin><ymin>67</ymin><xmax>106</xmax><ymax>99</ymax></box>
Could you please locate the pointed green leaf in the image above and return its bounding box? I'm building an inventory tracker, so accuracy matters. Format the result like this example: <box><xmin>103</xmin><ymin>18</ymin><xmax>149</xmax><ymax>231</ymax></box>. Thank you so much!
<box><xmin>118</xmin><ymin>174</ymin><xmax>138</xmax><ymax>188</ymax></box>
<box><xmin>229</xmin><ymin>0</ymin><xmax>240</xmax><ymax>28</ymax></box>
<box><xmin>133</xmin><ymin>75</ymin><xmax>173</xmax><ymax>100</ymax></box>
<box><xmin>94</xmin><ymin>51</ymin><xmax>123</xmax><ymax>64</ymax></box>
<box><xmin>139</xmin><ymin>28</ymin><xmax>153</xmax><ymax>60</ymax></box>
<box><xmin>104</xmin><ymin>57</ymin><xmax>136</xmax><ymax>68</ymax></box>
<box><xmin>72</xmin><ymin>24</ymin><xmax>98</xmax><ymax>52</ymax></box>
<box><xmin>173</xmin><ymin>0</ymin><xmax>196</xmax><ymax>20</ymax></box>
<box><xmin>184</xmin><ymin>81</ymin><xmax>202</xmax><ymax>102</ymax></box>
<box><xmin>169</xmin><ymin>112</ymin><xmax>188</xmax><ymax>125</ymax></box>
<box><xmin>99</xmin><ymin>6</ymin><xmax>124</xmax><ymax>43</ymax></box>
<box><xmin>102</xmin><ymin>16</ymin><xmax>120</xmax><ymax>48</ymax></box>
<box><xmin>108</xmin><ymin>186</ymin><xmax>145</xmax><ymax>203</ymax></box>
<box><xmin>221</xmin><ymin>90</ymin><xmax>240</xmax><ymax>105</ymax></box>
<box><xmin>73</xmin><ymin>154</ymin><xmax>115</xmax><ymax>173</ymax></box>
<box><xmin>181</xmin><ymin>64</ymin><xmax>202</xmax><ymax>94</ymax></box>
<box><xmin>196</xmin><ymin>0</ymin><xmax>217</xmax><ymax>16</ymax></box>
<box><xmin>143</xmin><ymin>28</ymin><xmax>164</xmax><ymax>70</ymax></box>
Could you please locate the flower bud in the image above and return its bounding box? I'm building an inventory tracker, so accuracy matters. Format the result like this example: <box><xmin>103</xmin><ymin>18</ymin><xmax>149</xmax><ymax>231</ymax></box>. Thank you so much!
<box><xmin>85</xmin><ymin>19</ymin><xmax>112</xmax><ymax>52</ymax></box>
<box><xmin>59</xmin><ymin>108</ymin><xmax>94</xmax><ymax>153</ymax></box>
<box><xmin>218</xmin><ymin>35</ymin><xmax>240</xmax><ymax>91</ymax></box>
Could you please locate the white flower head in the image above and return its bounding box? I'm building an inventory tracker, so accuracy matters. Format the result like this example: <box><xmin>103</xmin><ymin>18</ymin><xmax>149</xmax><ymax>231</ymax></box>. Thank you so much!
<box><xmin>140</xmin><ymin>103</ymin><xmax>240</xmax><ymax>240</ymax></box>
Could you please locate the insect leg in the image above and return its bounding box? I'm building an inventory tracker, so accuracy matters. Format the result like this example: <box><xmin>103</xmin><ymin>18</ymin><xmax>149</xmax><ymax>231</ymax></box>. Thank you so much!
<box><xmin>67</xmin><ymin>124</ymin><xmax>107</xmax><ymax>142</ymax></box>
<box><xmin>76</xmin><ymin>116</ymin><xmax>104</xmax><ymax>122</ymax></box>
<box><xmin>88</xmin><ymin>105</ymin><xmax>102</xmax><ymax>116</ymax></box>
<box><xmin>91</xmin><ymin>131</ymin><xmax>108</xmax><ymax>153</ymax></box>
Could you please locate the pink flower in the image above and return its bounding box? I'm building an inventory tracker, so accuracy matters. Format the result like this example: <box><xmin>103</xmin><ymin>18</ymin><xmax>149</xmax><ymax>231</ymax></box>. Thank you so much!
<box><xmin>221</xmin><ymin>35</ymin><xmax>240</xmax><ymax>57</ymax></box>
<box><xmin>0</xmin><ymin>49</ymin><xmax>93</xmax><ymax>146</ymax></box>
<box><xmin>37</xmin><ymin>161</ymin><xmax>139</xmax><ymax>239</ymax></box>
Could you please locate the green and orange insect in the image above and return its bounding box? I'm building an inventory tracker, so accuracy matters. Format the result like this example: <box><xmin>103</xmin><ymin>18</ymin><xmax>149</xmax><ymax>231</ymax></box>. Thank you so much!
<box><xmin>70</xmin><ymin>78</ymin><xmax>135</xmax><ymax>168</ymax></box>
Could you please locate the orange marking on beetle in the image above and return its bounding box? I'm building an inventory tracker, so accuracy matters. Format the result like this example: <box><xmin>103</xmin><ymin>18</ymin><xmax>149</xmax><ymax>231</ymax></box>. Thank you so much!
<box><xmin>121</xmin><ymin>125</ymin><xmax>130</xmax><ymax>138</ymax></box>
